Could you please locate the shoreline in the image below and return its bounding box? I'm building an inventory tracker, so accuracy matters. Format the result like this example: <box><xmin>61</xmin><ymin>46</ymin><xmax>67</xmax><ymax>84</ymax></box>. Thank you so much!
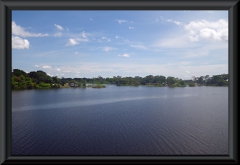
<box><xmin>12</xmin><ymin>84</ymin><xmax>228</xmax><ymax>91</ymax></box>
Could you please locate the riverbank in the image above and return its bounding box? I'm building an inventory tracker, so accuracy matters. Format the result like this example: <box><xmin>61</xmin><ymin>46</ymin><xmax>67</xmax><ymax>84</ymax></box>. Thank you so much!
<box><xmin>11</xmin><ymin>69</ymin><xmax>228</xmax><ymax>90</ymax></box>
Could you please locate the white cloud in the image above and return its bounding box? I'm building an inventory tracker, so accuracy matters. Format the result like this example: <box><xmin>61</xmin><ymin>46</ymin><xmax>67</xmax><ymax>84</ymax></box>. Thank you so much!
<box><xmin>102</xmin><ymin>47</ymin><xmax>116</xmax><ymax>52</ymax></box>
<box><xmin>12</xmin><ymin>36</ymin><xmax>30</xmax><ymax>49</ymax></box>
<box><xmin>82</xmin><ymin>31</ymin><xmax>87</xmax><ymax>38</ymax></box>
<box><xmin>174</xmin><ymin>21</ymin><xmax>182</xmax><ymax>25</ymax></box>
<box><xmin>34</xmin><ymin>65</ymin><xmax>40</xmax><ymax>67</ymax></box>
<box><xmin>186</xmin><ymin>71</ymin><xmax>190</xmax><ymax>73</ymax></box>
<box><xmin>78</xmin><ymin>38</ymin><xmax>89</xmax><ymax>42</ymax></box>
<box><xmin>129</xmin><ymin>27</ymin><xmax>135</xmax><ymax>29</ymax></box>
<box><xmin>42</xmin><ymin>65</ymin><xmax>52</xmax><ymax>69</ymax></box>
<box><xmin>101</xmin><ymin>37</ymin><xmax>111</xmax><ymax>42</ymax></box>
<box><xmin>66</xmin><ymin>37</ymin><xmax>88</xmax><ymax>46</ymax></box>
<box><xmin>118</xmin><ymin>54</ymin><xmax>130</xmax><ymax>57</ymax></box>
<box><xmin>50</xmin><ymin>61</ymin><xmax>227</xmax><ymax>79</ymax></box>
<box><xmin>116</xmin><ymin>19</ymin><xmax>128</xmax><ymax>24</ymax></box>
<box><xmin>56</xmin><ymin>68</ymin><xmax>61</xmax><ymax>71</ymax></box>
<box><xmin>164</xmin><ymin>17</ymin><xmax>228</xmax><ymax>43</ymax></box>
<box><xmin>63</xmin><ymin>70</ymin><xmax>71</xmax><ymax>73</ymax></box>
<box><xmin>54</xmin><ymin>32</ymin><xmax>62</xmax><ymax>37</ymax></box>
<box><xmin>167</xmin><ymin>19</ymin><xmax>183</xmax><ymax>25</ymax></box>
<box><xmin>130</xmin><ymin>44</ymin><xmax>148</xmax><ymax>50</ymax></box>
<box><xmin>151</xmin><ymin>35</ymin><xmax>191</xmax><ymax>49</ymax></box>
<box><xmin>184</xmin><ymin>19</ymin><xmax>228</xmax><ymax>41</ymax></box>
<box><xmin>66</xmin><ymin>38</ymin><xmax>79</xmax><ymax>46</ymax></box>
<box><xmin>54</xmin><ymin>24</ymin><xmax>64</xmax><ymax>30</ymax></box>
<box><xmin>178</xmin><ymin>64</ymin><xmax>228</xmax><ymax>79</ymax></box>
<box><xmin>12</xmin><ymin>21</ymin><xmax>48</xmax><ymax>37</ymax></box>
<box><xmin>75</xmin><ymin>52</ymin><xmax>79</xmax><ymax>54</ymax></box>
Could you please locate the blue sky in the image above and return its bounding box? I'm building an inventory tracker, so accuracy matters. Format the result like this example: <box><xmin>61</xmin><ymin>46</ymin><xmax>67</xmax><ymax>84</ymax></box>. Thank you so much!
<box><xmin>12</xmin><ymin>10</ymin><xmax>228</xmax><ymax>79</ymax></box>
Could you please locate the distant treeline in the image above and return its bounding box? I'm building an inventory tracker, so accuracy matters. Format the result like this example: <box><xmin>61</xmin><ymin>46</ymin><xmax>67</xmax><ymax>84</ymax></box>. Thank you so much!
<box><xmin>11</xmin><ymin>69</ymin><xmax>228</xmax><ymax>90</ymax></box>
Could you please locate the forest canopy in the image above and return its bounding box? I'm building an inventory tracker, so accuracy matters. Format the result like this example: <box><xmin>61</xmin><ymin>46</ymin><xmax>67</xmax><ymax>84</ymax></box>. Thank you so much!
<box><xmin>11</xmin><ymin>69</ymin><xmax>228</xmax><ymax>90</ymax></box>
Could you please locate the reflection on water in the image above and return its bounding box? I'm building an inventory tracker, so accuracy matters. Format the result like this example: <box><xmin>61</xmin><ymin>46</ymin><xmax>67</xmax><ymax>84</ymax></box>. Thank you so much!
<box><xmin>13</xmin><ymin>93</ymin><xmax>198</xmax><ymax>112</ymax></box>
<box><xmin>12</xmin><ymin>85</ymin><xmax>228</xmax><ymax>155</ymax></box>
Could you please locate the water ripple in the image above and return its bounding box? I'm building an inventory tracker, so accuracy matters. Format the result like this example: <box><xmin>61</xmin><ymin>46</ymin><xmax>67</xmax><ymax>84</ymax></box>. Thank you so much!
<box><xmin>13</xmin><ymin>94</ymin><xmax>198</xmax><ymax>112</ymax></box>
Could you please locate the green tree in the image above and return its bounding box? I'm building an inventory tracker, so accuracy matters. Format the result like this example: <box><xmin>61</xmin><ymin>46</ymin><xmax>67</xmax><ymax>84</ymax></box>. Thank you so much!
<box><xmin>82</xmin><ymin>80</ymin><xmax>87</xmax><ymax>87</ymax></box>
<box><xmin>197</xmin><ymin>76</ymin><xmax>204</xmax><ymax>85</ymax></box>
<box><xmin>179</xmin><ymin>79</ymin><xmax>186</xmax><ymax>86</ymax></box>
<box><xmin>166</xmin><ymin>76</ymin><xmax>175</xmax><ymax>86</ymax></box>
<box><xmin>13</xmin><ymin>69</ymin><xmax>27</xmax><ymax>77</ymax></box>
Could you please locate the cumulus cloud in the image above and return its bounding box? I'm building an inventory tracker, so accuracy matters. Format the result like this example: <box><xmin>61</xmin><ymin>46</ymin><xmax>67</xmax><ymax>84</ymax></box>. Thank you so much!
<box><xmin>116</xmin><ymin>19</ymin><xmax>128</xmax><ymax>24</ymax></box>
<box><xmin>184</xmin><ymin>19</ymin><xmax>228</xmax><ymax>42</ymax></box>
<box><xmin>12</xmin><ymin>21</ymin><xmax>48</xmax><ymax>37</ymax></box>
<box><xmin>42</xmin><ymin>65</ymin><xmax>52</xmax><ymax>69</ymax></box>
<box><xmin>54</xmin><ymin>24</ymin><xmax>64</xmax><ymax>30</ymax></box>
<box><xmin>66</xmin><ymin>38</ymin><xmax>79</xmax><ymax>46</ymax></box>
<box><xmin>129</xmin><ymin>27</ymin><xmax>135</xmax><ymax>29</ymax></box>
<box><xmin>123</xmin><ymin>54</ymin><xmax>129</xmax><ymax>57</ymax></box>
<box><xmin>118</xmin><ymin>54</ymin><xmax>130</xmax><ymax>57</ymax></box>
<box><xmin>12</xmin><ymin>36</ymin><xmax>30</xmax><ymax>49</ymax></box>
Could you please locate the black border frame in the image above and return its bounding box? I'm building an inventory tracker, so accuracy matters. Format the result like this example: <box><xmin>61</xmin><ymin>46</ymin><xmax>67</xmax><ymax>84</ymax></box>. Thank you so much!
<box><xmin>0</xmin><ymin>0</ymin><xmax>239</xmax><ymax>164</ymax></box>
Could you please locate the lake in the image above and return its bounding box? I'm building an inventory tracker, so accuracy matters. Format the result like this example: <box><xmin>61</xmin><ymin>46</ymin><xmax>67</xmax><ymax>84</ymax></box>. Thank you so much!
<box><xmin>12</xmin><ymin>85</ymin><xmax>228</xmax><ymax>155</ymax></box>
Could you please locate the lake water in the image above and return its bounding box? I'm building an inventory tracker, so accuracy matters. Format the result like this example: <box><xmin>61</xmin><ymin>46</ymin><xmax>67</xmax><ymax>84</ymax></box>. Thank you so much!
<box><xmin>12</xmin><ymin>85</ymin><xmax>228</xmax><ymax>155</ymax></box>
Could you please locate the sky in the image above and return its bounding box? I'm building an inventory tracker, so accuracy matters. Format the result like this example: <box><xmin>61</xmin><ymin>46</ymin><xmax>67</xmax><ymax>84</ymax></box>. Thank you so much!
<box><xmin>12</xmin><ymin>10</ymin><xmax>228</xmax><ymax>79</ymax></box>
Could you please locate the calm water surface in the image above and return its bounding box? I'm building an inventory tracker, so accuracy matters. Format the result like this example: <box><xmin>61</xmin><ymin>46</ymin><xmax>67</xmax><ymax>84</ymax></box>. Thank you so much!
<box><xmin>12</xmin><ymin>85</ymin><xmax>228</xmax><ymax>155</ymax></box>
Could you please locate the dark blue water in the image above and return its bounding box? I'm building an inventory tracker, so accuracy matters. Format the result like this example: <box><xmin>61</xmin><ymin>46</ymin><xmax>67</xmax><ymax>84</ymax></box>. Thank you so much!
<box><xmin>12</xmin><ymin>85</ymin><xmax>228</xmax><ymax>155</ymax></box>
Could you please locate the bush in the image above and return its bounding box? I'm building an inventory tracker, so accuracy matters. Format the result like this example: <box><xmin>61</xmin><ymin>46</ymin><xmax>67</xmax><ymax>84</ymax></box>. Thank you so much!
<box><xmin>188</xmin><ymin>82</ymin><xmax>195</xmax><ymax>87</ymax></box>
<box><xmin>39</xmin><ymin>82</ymin><xmax>51</xmax><ymax>88</ymax></box>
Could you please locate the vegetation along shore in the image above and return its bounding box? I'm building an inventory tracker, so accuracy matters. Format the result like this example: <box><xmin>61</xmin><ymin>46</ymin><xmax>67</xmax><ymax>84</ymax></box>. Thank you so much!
<box><xmin>11</xmin><ymin>69</ymin><xmax>228</xmax><ymax>90</ymax></box>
